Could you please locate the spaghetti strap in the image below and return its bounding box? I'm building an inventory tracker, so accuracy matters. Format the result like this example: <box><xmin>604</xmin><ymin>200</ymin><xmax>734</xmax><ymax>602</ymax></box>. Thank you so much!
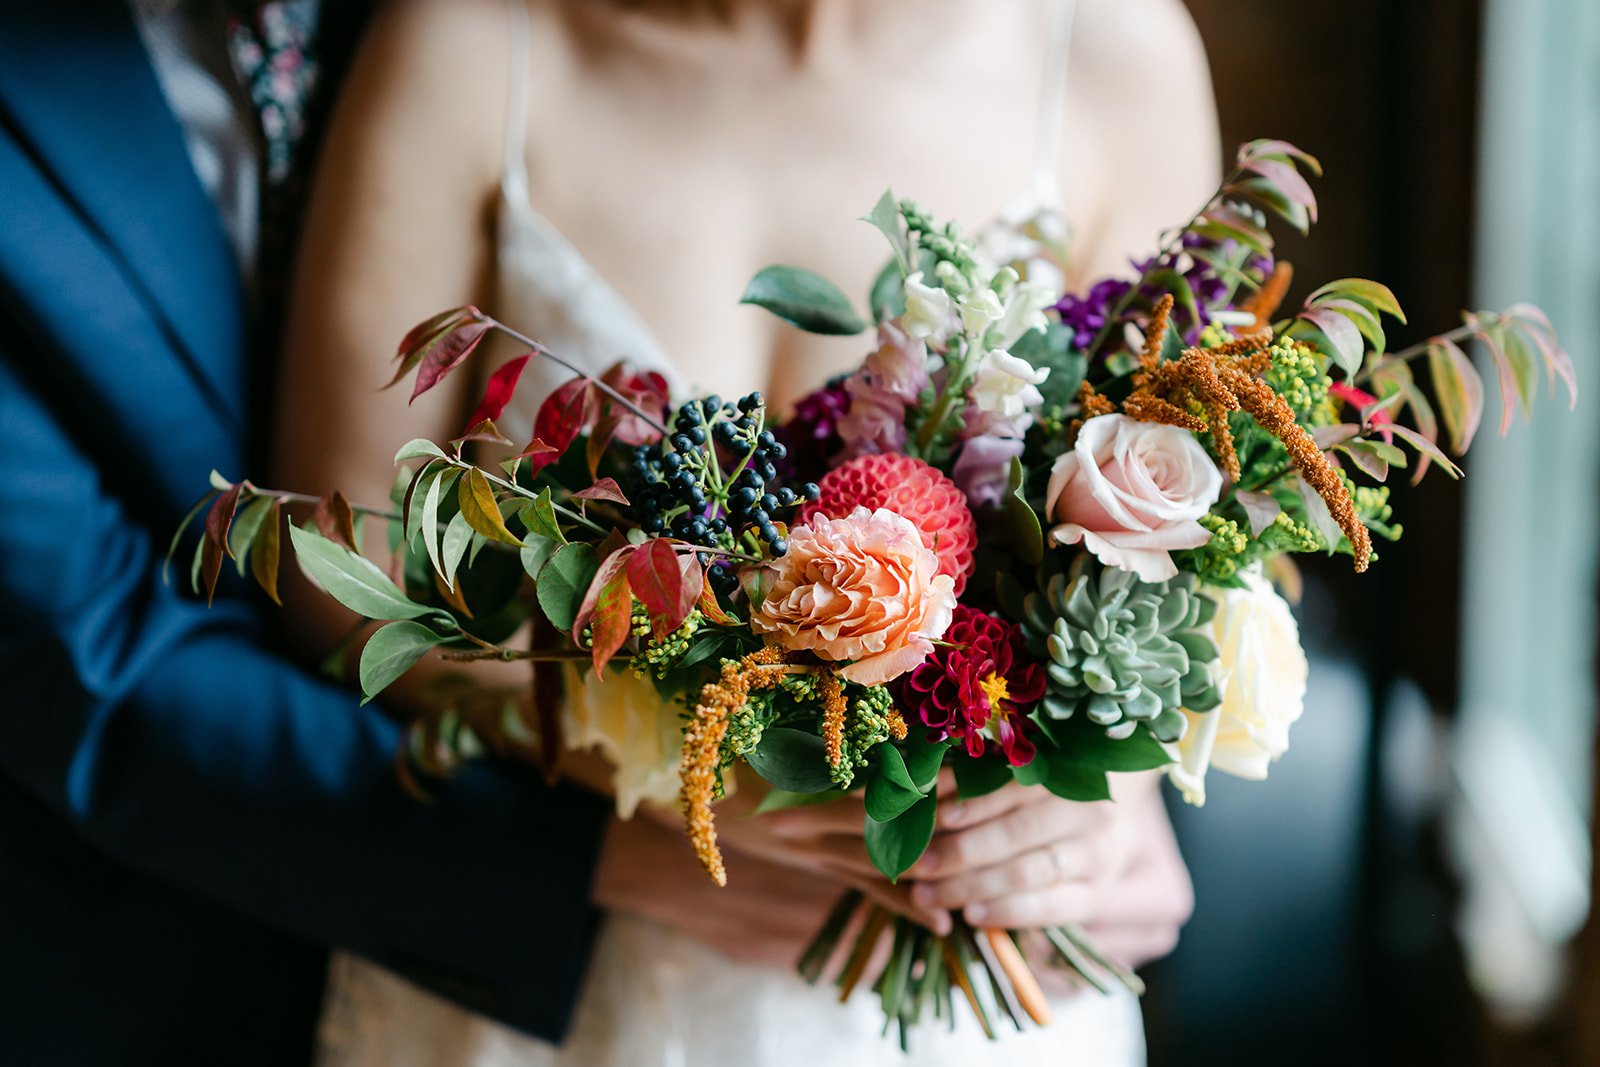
<box><xmin>502</xmin><ymin>0</ymin><xmax>533</xmax><ymax>204</ymax></box>
<box><xmin>1026</xmin><ymin>0</ymin><xmax>1078</xmax><ymax>209</ymax></box>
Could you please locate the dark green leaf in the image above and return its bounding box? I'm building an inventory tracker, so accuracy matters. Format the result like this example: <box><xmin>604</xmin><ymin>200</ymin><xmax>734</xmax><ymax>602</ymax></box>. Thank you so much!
<box><xmin>747</xmin><ymin>728</ymin><xmax>836</xmax><ymax>793</ymax></box>
<box><xmin>952</xmin><ymin>755</ymin><xmax>1013</xmax><ymax>800</ymax></box>
<box><xmin>900</xmin><ymin>735</ymin><xmax>947</xmax><ymax>791</ymax></box>
<box><xmin>740</xmin><ymin>265</ymin><xmax>868</xmax><ymax>336</ymax></box>
<box><xmin>1003</xmin><ymin>458</ymin><xmax>1044</xmax><ymax>563</ymax></box>
<box><xmin>358</xmin><ymin>620</ymin><xmax>449</xmax><ymax>702</ymax></box>
<box><xmin>535</xmin><ymin>543</ymin><xmax>599</xmax><ymax>632</ymax></box>
<box><xmin>518</xmin><ymin>532</ymin><xmax>558</xmax><ymax>582</ymax></box>
<box><xmin>520</xmin><ymin>489</ymin><xmax>568</xmax><ymax>545</ymax></box>
<box><xmin>865</xmin><ymin>793</ymin><xmax>937</xmax><ymax>882</ymax></box>
<box><xmin>865</xmin><ymin>744</ymin><xmax>924</xmax><ymax>822</ymax></box>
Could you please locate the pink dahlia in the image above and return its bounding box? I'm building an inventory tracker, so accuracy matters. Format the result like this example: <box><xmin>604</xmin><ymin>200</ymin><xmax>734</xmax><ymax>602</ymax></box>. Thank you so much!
<box><xmin>798</xmin><ymin>452</ymin><xmax>978</xmax><ymax>597</ymax></box>
<box><xmin>897</xmin><ymin>606</ymin><xmax>1045</xmax><ymax>766</ymax></box>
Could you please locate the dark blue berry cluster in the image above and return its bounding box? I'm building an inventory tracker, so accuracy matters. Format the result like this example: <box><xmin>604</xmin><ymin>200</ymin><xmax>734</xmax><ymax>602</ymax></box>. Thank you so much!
<box><xmin>630</xmin><ymin>392</ymin><xmax>819</xmax><ymax>591</ymax></box>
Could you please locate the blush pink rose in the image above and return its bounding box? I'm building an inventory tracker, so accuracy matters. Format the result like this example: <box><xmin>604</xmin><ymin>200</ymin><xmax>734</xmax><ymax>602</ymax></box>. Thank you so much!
<box><xmin>752</xmin><ymin>507</ymin><xmax>956</xmax><ymax>686</ymax></box>
<box><xmin>1045</xmin><ymin>413</ymin><xmax>1222</xmax><ymax>582</ymax></box>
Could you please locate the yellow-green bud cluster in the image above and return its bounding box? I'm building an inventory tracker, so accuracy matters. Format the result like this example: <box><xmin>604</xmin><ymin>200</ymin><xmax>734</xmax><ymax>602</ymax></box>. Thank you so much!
<box><xmin>1260</xmin><ymin>509</ymin><xmax>1324</xmax><ymax>554</ymax></box>
<box><xmin>630</xmin><ymin>610</ymin><xmax>706</xmax><ymax>679</ymax></box>
<box><xmin>1264</xmin><ymin>338</ymin><xmax>1333</xmax><ymax>424</ymax></box>
<box><xmin>836</xmin><ymin>685</ymin><xmax>897</xmax><ymax>784</ymax></box>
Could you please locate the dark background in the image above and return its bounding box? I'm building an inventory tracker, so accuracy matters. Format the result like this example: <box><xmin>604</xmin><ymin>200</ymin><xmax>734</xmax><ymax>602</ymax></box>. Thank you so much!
<box><xmin>1142</xmin><ymin>2</ymin><xmax>1493</xmax><ymax>1063</ymax></box>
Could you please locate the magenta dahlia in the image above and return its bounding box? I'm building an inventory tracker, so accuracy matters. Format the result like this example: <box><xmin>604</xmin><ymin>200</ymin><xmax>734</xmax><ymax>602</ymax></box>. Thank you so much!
<box><xmin>897</xmin><ymin>605</ymin><xmax>1045</xmax><ymax>766</ymax></box>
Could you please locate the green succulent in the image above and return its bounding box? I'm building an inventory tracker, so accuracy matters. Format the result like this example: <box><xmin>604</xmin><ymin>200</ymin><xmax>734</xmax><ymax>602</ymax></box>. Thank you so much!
<box><xmin>1016</xmin><ymin>558</ymin><xmax>1222</xmax><ymax>743</ymax></box>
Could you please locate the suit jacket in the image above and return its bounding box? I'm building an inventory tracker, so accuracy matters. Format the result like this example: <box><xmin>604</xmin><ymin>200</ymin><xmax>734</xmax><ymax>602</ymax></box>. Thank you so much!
<box><xmin>0</xmin><ymin>3</ymin><xmax>610</xmax><ymax>1063</ymax></box>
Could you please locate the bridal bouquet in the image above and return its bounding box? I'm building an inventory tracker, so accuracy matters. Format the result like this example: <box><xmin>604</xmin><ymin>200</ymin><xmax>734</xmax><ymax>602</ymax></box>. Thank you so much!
<box><xmin>176</xmin><ymin>139</ymin><xmax>1571</xmax><ymax>1045</ymax></box>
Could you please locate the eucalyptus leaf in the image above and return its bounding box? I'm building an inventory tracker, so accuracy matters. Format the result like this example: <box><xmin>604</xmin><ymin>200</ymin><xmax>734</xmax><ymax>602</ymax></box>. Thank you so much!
<box><xmin>740</xmin><ymin>265</ymin><xmax>868</xmax><ymax>336</ymax></box>
<box><xmin>865</xmin><ymin>793</ymin><xmax>937</xmax><ymax>882</ymax></box>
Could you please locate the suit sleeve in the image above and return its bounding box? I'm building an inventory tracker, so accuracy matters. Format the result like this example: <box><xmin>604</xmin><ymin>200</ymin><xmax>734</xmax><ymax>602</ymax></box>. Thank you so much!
<box><xmin>0</xmin><ymin>355</ymin><xmax>610</xmax><ymax>1041</ymax></box>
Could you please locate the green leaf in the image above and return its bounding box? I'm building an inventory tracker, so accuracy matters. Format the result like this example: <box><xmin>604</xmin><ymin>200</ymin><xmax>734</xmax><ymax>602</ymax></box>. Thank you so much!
<box><xmin>520</xmin><ymin>490</ymin><xmax>567</xmax><ymax>545</ymax></box>
<box><xmin>1003</xmin><ymin>458</ymin><xmax>1044</xmax><ymax>563</ymax></box>
<box><xmin>394</xmin><ymin>438</ymin><xmax>448</xmax><ymax>463</ymax></box>
<box><xmin>440</xmin><ymin>510</ymin><xmax>475</xmax><ymax>590</ymax></box>
<box><xmin>458</xmin><ymin>467</ymin><xmax>524</xmax><ymax>546</ymax></box>
<box><xmin>421</xmin><ymin>466</ymin><xmax>458</xmax><ymax>578</ymax></box>
<box><xmin>1426</xmin><ymin>337</ymin><xmax>1484</xmax><ymax>453</ymax></box>
<box><xmin>952</xmin><ymin>755</ymin><xmax>1013</xmax><ymax>800</ymax></box>
<box><xmin>868</xmin><ymin>257</ymin><xmax>906</xmax><ymax>324</ymax></box>
<box><xmin>862</xmin><ymin>189</ymin><xmax>910</xmax><ymax>273</ymax></box>
<box><xmin>165</xmin><ymin>489</ymin><xmax>218</xmax><ymax>585</ymax></box>
<box><xmin>1050</xmin><ymin>721</ymin><xmax>1173</xmax><ymax>772</ymax></box>
<box><xmin>228</xmin><ymin>495</ymin><xmax>274</xmax><ymax>577</ymax></box>
<box><xmin>518</xmin><ymin>532</ymin><xmax>558</xmax><ymax>582</ymax></box>
<box><xmin>1308</xmin><ymin>278</ymin><xmax>1405</xmax><ymax>323</ymax></box>
<box><xmin>358</xmin><ymin>620</ymin><xmax>449</xmax><ymax>702</ymax></box>
<box><xmin>865</xmin><ymin>745</ymin><xmax>925</xmax><ymax>822</ymax></box>
<box><xmin>535</xmin><ymin>543</ymin><xmax>599</xmax><ymax>632</ymax></box>
<box><xmin>1014</xmin><ymin>755</ymin><xmax>1111</xmax><ymax>802</ymax></box>
<box><xmin>865</xmin><ymin>793</ymin><xmax>937</xmax><ymax>882</ymax></box>
<box><xmin>900</xmin><ymin>735</ymin><xmax>947</xmax><ymax>791</ymax></box>
<box><xmin>747</xmin><ymin>728</ymin><xmax>836</xmax><ymax>793</ymax></box>
<box><xmin>755</xmin><ymin>788</ymin><xmax>841</xmax><ymax>814</ymax></box>
<box><xmin>288</xmin><ymin>524</ymin><xmax>451</xmax><ymax>624</ymax></box>
<box><xmin>740</xmin><ymin>265</ymin><xmax>868</xmax><ymax>336</ymax></box>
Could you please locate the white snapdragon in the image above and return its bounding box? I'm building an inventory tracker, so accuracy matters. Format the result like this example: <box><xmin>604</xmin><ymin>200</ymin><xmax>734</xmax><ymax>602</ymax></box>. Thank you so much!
<box><xmin>957</xmin><ymin>286</ymin><xmax>1005</xmax><ymax>339</ymax></box>
<box><xmin>991</xmin><ymin>278</ymin><xmax>1056</xmax><ymax>350</ymax></box>
<box><xmin>968</xmin><ymin>348</ymin><xmax>1050</xmax><ymax>437</ymax></box>
<box><xmin>903</xmin><ymin>272</ymin><xmax>956</xmax><ymax>341</ymax></box>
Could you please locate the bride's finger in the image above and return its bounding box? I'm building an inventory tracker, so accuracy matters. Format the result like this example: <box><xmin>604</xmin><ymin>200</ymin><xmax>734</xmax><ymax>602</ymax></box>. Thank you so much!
<box><xmin>913</xmin><ymin>801</ymin><xmax>1112</xmax><ymax>878</ymax></box>
<box><xmin>844</xmin><ymin>875</ymin><xmax>953</xmax><ymax>936</ymax></box>
<box><xmin>934</xmin><ymin>781</ymin><xmax>1035</xmax><ymax>831</ymax></box>
<box><xmin>759</xmin><ymin>798</ymin><xmax>869</xmax><ymax>838</ymax></box>
<box><xmin>962</xmin><ymin>882</ymin><xmax>1098</xmax><ymax>929</ymax></box>
<box><xmin>911</xmin><ymin>841</ymin><xmax>1096</xmax><ymax>911</ymax></box>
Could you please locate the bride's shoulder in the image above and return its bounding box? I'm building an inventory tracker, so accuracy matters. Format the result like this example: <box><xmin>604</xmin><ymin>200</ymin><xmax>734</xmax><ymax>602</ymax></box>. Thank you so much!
<box><xmin>333</xmin><ymin>0</ymin><xmax>521</xmax><ymax>180</ymax></box>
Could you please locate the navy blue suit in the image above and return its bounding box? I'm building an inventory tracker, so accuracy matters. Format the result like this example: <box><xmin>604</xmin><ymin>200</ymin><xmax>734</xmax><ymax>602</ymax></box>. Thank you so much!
<box><xmin>0</xmin><ymin>4</ymin><xmax>609</xmax><ymax>1062</ymax></box>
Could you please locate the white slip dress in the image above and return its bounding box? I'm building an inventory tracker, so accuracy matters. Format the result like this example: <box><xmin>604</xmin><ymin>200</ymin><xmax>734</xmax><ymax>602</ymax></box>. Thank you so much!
<box><xmin>316</xmin><ymin>0</ymin><xmax>1147</xmax><ymax>1062</ymax></box>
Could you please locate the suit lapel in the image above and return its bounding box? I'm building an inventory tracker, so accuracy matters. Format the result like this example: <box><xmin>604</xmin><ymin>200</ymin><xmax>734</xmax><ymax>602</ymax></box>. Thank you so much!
<box><xmin>0</xmin><ymin>0</ymin><xmax>245</xmax><ymax>435</ymax></box>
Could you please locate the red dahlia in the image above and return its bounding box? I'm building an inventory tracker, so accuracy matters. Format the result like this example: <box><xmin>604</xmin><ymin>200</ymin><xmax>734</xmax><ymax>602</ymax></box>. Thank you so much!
<box><xmin>897</xmin><ymin>605</ymin><xmax>1045</xmax><ymax>766</ymax></box>
<box><xmin>798</xmin><ymin>452</ymin><xmax>978</xmax><ymax>596</ymax></box>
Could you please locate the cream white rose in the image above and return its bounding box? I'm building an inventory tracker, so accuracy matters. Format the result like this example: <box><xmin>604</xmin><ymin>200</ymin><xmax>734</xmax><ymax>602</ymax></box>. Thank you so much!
<box><xmin>561</xmin><ymin>664</ymin><xmax>683</xmax><ymax>817</ymax></box>
<box><xmin>1045</xmin><ymin>413</ymin><xmax>1223</xmax><ymax>582</ymax></box>
<box><xmin>1168</xmin><ymin>567</ymin><xmax>1308</xmax><ymax>806</ymax></box>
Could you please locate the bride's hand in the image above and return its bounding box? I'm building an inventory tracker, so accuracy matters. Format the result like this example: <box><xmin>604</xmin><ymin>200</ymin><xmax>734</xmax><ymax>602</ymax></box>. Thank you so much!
<box><xmin>907</xmin><ymin>773</ymin><xmax>1192</xmax><ymax>965</ymax></box>
<box><xmin>664</xmin><ymin>766</ymin><xmax>955</xmax><ymax>934</ymax></box>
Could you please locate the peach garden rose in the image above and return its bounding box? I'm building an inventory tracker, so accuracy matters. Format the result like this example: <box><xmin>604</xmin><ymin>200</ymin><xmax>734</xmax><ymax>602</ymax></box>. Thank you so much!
<box><xmin>1044</xmin><ymin>413</ymin><xmax>1223</xmax><ymax>582</ymax></box>
<box><xmin>752</xmin><ymin>506</ymin><xmax>956</xmax><ymax>686</ymax></box>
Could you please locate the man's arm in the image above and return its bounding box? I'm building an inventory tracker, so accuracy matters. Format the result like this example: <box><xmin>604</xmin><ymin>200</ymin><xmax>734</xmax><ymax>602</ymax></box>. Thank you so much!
<box><xmin>0</xmin><ymin>353</ymin><xmax>609</xmax><ymax>1041</ymax></box>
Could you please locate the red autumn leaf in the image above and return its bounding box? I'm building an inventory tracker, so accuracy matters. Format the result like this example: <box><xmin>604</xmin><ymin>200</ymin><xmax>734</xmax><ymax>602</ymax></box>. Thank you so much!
<box><xmin>201</xmin><ymin>482</ymin><xmax>243</xmax><ymax>604</ymax></box>
<box><xmin>600</xmin><ymin>362</ymin><xmax>670</xmax><ymax>446</ymax></box>
<box><xmin>388</xmin><ymin>307</ymin><xmax>473</xmax><ymax>388</ymax></box>
<box><xmin>409</xmin><ymin>319</ymin><xmax>495</xmax><ymax>403</ymax></box>
<box><xmin>697</xmin><ymin>570</ymin><xmax>736</xmax><ymax>625</ymax></box>
<box><xmin>586</xmin><ymin>400</ymin><xmax>625</xmax><ymax>478</ymax></box>
<box><xmin>570</xmin><ymin>543</ymin><xmax>637</xmax><ymax>645</ymax></box>
<box><xmin>533</xmin><ymin>377</ymin><xmax>594</xmax><ymax>456</ymax></box>
<box><xmin>588</xmin><ymin>570</ymin><xmax>634</xmax><ymax>672</ymax></box>
<box><xmin>314</xmin><ymin>490</ymin><xmax>358</xmax><ymax>550</ymax></box>
<box><xmin>627</xmin><ymin>538</ymin><xmax>698</xmax><ymax>636</ymax></box>
<box><xmin>514</xmin><ymin>438</ymin><xmax>562</xmax><ymax>478</ymax></box>
<box><xmin>572</xmin><ymin>477</ymin><xmax>629</xmax><ymax>506</ymax></box>
<box><xmin>461</xmin><ymin>353</ymin><xmax>532</xmax><ymax>437</ymax></box>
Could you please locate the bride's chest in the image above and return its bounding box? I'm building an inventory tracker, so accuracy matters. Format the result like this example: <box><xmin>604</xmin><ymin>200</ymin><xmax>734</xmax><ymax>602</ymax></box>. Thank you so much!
<box><xmin>517</xmin><ymin>27</ymin><xmax>1098</xmax><ymax>408</ymax></box>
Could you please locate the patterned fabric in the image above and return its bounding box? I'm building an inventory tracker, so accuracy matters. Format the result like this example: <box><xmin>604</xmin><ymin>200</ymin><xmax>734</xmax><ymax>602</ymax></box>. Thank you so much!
<box><xmin>226</xmin><ymin>0</ymin><xmax>320</xmax><ymax>186</ymax></box>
